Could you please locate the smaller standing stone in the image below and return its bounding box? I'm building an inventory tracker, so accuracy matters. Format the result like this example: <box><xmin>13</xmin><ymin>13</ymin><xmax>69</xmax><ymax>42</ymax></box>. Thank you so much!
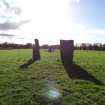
<box><xmin>48</xmin><ymin>46</ymin><xmax>54</xmax><ymax>52</ymax></box>
<box><xmin>32</xmin><ymin>39</ymin><xmax>40</xmax><ymax>61</ymax></box>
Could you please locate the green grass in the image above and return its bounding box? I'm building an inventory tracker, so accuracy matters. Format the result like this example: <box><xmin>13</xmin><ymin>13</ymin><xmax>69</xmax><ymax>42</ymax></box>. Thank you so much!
<box><xmin>0</xmin><ymin>49</ymin><xmax>105</xmax><ymax>105</ymax></box>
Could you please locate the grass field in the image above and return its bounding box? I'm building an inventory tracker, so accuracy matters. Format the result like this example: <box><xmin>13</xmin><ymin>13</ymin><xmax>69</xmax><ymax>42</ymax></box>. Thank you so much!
<box><xmin>0</xmin><ymin>49</ymin><xmax>105</xmax><ymax>105</ymax></box>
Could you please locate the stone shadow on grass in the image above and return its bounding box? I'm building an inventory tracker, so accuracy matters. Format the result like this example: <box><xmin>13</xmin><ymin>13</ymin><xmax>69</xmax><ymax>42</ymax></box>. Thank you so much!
<box><xmin>19</xmin><ymin>59</ymin><xmax>34</xmax><ymax>69</ymax></box>
<box><xmin>19</xmin><ymin>58</ymin><xmax>39</xmax><ymax>69</ymax></box>
<box><xmin>63</xmin><ymin>63</ymin><xmax>103</xmax><ymax>85</ymax></box>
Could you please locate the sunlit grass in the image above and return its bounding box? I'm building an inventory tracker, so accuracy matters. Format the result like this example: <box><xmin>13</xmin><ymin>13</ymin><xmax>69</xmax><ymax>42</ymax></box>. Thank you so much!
<box><xmin>0</xmin><ymin>49</ymin><xmax>105</xmax><ymax>105</ymax></box>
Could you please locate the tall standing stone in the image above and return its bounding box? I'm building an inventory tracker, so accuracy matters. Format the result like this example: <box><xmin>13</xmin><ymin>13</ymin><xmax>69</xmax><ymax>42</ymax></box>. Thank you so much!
<box><xmin>60</xmin><ymin>40</ymin><xmax>74</xmax><ymax>66</ymax></box>
<box><xmin>32</xmin><ymin>39</ymin><xmax>40</xmax><ymax>61</ymax></box>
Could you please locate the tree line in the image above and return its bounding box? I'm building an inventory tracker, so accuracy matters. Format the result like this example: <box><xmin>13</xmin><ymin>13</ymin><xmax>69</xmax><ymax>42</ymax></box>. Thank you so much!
<box><xmin>0</xmin><ymin>42</ymin><xmax>105</xmax><ymax>51</ymax></box>
<box><xmin>41</xmin><ymin>43</ymin><xmax>105</xmax><ymax>51</ymax></box>
<box><xmin>75</xmin><ymin>43</ymin><xmax>105</xmax><ymax>51</ymax></box>
<box><xmin>0</xmin><ymin>42</ymin><xmax>32</xmax><ymax>49</ymax></box>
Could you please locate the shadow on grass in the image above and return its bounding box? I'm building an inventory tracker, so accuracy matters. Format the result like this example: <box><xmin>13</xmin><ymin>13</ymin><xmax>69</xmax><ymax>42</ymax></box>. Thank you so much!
<box><xmin>63</xmin><ymin>63</ymin><xmax>104</xmax><ymax>85</ymax></box>
<box><xmin>19</xmin><ymin>59</ymin><xmax>34</xmax><ymax>69</ymax></box>
<box><xmin>19</xmin><ymin>58</ymin><xmax>39</xmax><ymax>69</ymax></box>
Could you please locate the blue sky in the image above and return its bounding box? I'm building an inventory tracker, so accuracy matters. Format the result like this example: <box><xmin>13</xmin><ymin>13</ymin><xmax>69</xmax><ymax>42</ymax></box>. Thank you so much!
<box><xmin>71</xmin><ymin>0</ymin><xmax>105</xmax><ymax>29</ymax></box>
<box><xmin>0</xmin><ymin>0</ymin><xmax>105</xmax><ymax>45</ymax></box>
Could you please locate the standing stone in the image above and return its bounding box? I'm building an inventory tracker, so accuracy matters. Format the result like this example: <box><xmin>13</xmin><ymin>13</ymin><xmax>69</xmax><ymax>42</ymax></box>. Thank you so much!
<box><xmin>32</xmin><ymin>39</ymin><xmax>40</xmax><ymax>61</ymax></box>
<box><xmin>48</xmin><ymin>46</ymin><xmax>54</xmax><ymax>52</ymax></box>
<box><xmin>60</xmin><ymin>40</ymin><xmax>74</xmax><ymax>66</ymax></box>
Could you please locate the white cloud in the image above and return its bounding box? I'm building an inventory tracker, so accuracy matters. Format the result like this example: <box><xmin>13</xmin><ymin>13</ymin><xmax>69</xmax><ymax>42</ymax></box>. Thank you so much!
<box><xmin>1</xmin><ymin>0</ymin><xmax>105</xmax><ymax>45</ymax></box>
<box><xmin>69</xmin><ymin>0</ymin><xmax>80</xmax><ymax>4</ymax></box>
<box><xmin>0</xmin><ymin>0</ymin><xmax>21</xmax><ymax>21</ymax></box>
<box><xmin>87</xmin><ymin>29</ymin><xmax>105</xmax><ymax>36</ymax></box>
